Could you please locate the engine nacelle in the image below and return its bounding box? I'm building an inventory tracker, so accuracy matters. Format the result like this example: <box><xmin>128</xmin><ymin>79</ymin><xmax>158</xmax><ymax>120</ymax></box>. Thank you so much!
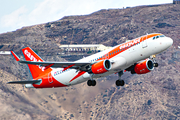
<box><xmin>131</xmin><ymin>59</ymin><xmax>154</xmax><ymax>74</ymax></box>
<box><xmin>91</xmin><ymin>59</ymin><xmax>111</xmax><ymax>74</ymax></box>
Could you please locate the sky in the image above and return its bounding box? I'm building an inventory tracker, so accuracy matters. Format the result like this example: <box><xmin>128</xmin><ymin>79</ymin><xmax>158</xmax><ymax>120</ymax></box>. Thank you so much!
<box><xmin>0</xmin><ymin>0</ymin><xmax>172</xmax><ymax>34</ymax></box>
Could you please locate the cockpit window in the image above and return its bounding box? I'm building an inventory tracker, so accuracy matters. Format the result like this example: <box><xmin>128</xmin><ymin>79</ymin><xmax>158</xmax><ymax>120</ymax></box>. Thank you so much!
<box><xmin>152</xmin><ymin>35</ymin><xmax>165</xmax><ymax>40</ymax></box>
<box><xmin>159</xmin><ymin>35</ymin><xmax>165</xmax><ymax>37</ymax></box>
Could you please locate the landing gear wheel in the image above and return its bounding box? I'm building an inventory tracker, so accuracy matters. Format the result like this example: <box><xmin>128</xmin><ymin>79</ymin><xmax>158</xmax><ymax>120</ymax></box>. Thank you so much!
<box><xmin>87</xmin><ymin>80</ymin><xmax>96</xmax><ymax>86</ymax></box>
<box><xmin>87</xmin><ymin>80</ymin><xmax>92</xmax><ymax>86</ymax></box>
<box><xmin>91</xmin><ymin>80</ymin><xmax>96</xmax><ymax>86</ymax></box>
<box><xmin>154</xmin><ymin>63</ymin><xmax>158</xmax><ymax>67</ymax></box>
<box><xmin>116</xmin><ymin>80</ymin><xmax>125</xmax><ymax>86</ymax></box>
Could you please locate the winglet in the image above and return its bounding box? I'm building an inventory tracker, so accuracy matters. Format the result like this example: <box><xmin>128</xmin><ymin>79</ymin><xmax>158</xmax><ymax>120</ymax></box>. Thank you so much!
<box><xmin>11</xmin><ymin>51</ymin><xmax>20</xmax><ymax>61</ymax></box>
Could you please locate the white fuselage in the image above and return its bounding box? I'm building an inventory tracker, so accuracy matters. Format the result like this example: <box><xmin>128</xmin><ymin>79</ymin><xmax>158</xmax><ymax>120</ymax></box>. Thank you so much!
<box><xmin>51</xmin><ymin>34</ymin><xmax>173</xmax><ymax>86</ymax></box>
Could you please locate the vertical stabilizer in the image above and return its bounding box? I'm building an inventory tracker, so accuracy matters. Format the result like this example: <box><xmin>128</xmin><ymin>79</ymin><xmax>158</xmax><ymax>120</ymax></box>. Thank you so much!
<box><xmin>21</xmin><ymin>47</ymin><xmax>51</xmax><ymax>79</ymax></box>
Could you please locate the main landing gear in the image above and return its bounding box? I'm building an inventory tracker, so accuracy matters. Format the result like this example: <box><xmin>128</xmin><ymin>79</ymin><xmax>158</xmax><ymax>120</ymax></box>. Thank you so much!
<box><xmin>116</xmin><ymin>80</ymin><xmax>125</xmax><ymax>86</ymax></box>
<box><xmin>115</xmin><ymin>71</ymin><xmax>125</xmax><ymax>86</ymax></box>
<box><xmin>87</xmin><ymin>71</ymin><xmax>125</xmax><ymax>87</ymax></box>
<box><xmin>87</xmin><ymin>74</ymin><xmax>96</xmax><ymax>86</ymax></box>
<box><xmin>87</xmin><ymin>80</ymin><xmax>96</xmax><ymax>86</ymax></box>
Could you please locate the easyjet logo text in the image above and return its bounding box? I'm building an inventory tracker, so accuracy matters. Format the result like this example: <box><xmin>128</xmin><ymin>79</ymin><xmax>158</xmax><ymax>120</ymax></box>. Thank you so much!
<box><xmin>24</xmin><ymin>50</ymin><xmax>45</xmax><ymax>71</ymax></box>
<box><xmin>119</xmin><ymin>38</ymin><xmax>141</xmax><ymax>49</ymax></box>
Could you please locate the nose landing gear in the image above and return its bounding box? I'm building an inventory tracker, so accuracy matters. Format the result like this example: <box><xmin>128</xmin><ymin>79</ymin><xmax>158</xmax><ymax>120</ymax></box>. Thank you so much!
<box><xmin>154</xmin><ymin>63</ymin><xmax>158</xmax><ymax>67</ymax></box>
<box><xmin>151</xmin><ymin>55</ymin><xmax>159</xmax><ymax>67</ymax></box>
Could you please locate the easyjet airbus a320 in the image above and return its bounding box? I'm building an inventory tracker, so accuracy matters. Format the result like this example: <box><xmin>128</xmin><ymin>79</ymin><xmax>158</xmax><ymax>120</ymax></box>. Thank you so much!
<box><xmin>8</xmin><ymin>33</ymin><xmax>173</xmax><ymax>88</ymax></box>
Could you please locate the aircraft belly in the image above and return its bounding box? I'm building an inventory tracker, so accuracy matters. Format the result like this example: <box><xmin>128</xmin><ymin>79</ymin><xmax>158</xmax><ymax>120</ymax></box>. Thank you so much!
<box><xmin>70</xmin><ymin>75</ymin><xmax>88</xmax><ymax>85</ymax></box>
<box><xmin>53</xmin><ymin>70</ymin><xmax>77</xmax><ymax>85</ymax></box>
<box><xmin>111</xmin><ymin>56</ymin><xmax>127</xmax><ymax>71</ymax></box>
<box><xmin>82</xmin><ymin>72</ymin><xmax>90</xmax><ymax>79</ymax></box>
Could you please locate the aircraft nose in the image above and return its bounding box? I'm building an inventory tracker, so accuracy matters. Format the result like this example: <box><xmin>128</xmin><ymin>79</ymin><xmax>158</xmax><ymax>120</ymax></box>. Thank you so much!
<box><xmin>159</xmin><ymin>37</ymin><xmax>173</xmax><ymax>51</ymax></box>
<box><xmin>166</xmin><ymin>37</ymin><xmax>173</xmax><ymax>47</ymax></box>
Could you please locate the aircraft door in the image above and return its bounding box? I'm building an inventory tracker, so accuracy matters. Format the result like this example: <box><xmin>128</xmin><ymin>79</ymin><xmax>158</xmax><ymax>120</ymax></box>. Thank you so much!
<box><xmin>142</xmin><ymin>36</ymin><xmax>147</xmax><ymax>48</ymax></box>
<box><xmin>48</xmin><ymin>73</ymin><xmax>53</xmax><ymax>83</ymax></box>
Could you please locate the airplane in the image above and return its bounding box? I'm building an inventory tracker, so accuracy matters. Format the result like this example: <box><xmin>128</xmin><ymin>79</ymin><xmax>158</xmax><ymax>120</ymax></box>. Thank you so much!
<box><xmin>8</xmin><ymin>33</ymin><xmax>173</xmax><ymax>88</ymax></box>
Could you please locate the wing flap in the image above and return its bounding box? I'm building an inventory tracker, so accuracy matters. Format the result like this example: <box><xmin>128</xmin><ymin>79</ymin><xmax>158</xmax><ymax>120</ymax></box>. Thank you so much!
<box><xmin>7</xmin><ymin>80</ymin><xmax>41</xmax><ymax>84</ymax></box>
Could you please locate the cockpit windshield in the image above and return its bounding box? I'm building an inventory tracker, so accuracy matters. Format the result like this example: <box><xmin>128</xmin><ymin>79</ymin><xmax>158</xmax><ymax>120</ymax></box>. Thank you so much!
<box><xmin>153</xmin><ymin>35</ymin><xmax>165</xmax><ymax>40</ymax></box>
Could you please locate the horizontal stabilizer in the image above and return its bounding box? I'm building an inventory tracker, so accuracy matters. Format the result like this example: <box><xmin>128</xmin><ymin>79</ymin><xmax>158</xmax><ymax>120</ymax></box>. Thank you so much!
<box><xmin>7</xmin><ymin>80</ymin><xmax>41</xmax><ymax>84</ymax></box>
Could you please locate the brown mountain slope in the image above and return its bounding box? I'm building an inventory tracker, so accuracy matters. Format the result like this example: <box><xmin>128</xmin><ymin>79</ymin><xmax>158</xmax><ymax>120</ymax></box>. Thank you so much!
<box><xmin>91</xmin><ymin>47</ymin><xmax>180</xmax><ymax>119</ymax></box>
<box><xmin>0</xmin><ymin>3</ymin><xmax>180</xmax><ymax>120</ymax></box>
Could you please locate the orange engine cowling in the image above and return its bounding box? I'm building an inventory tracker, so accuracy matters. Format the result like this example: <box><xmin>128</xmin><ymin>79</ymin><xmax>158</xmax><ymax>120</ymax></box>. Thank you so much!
<box><xmin>132</xmin><ymin>59</ymin><xmax>154</xmax><ymax>74</ymax></box>
<box><xmin>91</xmin><ymin>59</ymin><xmax>111</xmax><ymax>74</ymax></box>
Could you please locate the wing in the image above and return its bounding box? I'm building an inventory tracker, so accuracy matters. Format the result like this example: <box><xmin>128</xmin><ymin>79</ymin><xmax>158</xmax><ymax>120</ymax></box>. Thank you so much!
<box><xmin>11</xmin><ymin>50</ymin><xmax>91</xmax><ymax>70</ymax></box>
<box><xmin>19</xmin><ymin>60</ymin><xmax>91</xmax><ymax>70</ymax></box>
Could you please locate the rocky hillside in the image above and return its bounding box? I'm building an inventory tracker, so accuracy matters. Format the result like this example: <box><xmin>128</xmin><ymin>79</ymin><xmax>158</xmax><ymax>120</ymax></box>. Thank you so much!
<box><xmin>0</xmin><ymin>3</ymin><xmax>180</xmax><ymax>120</ymax></box>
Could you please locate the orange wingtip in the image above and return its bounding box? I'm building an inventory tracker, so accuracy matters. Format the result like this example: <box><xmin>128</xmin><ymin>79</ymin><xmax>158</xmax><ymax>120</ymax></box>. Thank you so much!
<box><xmin>11</xmin><ymin>51</ymin><xmax>20</xmax><ymax>61</ymax></box>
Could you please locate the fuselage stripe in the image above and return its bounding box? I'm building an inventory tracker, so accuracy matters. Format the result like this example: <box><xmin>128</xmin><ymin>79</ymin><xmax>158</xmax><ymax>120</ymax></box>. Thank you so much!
<box><xmin>96</xmin><ymin>33</ymin><xmax>162</xmax><ymax>62</ymax></box>
<box><xmin>69</xmin><ymin>70</ymin><xmax>86</xmax><ymax>83</ymax></box>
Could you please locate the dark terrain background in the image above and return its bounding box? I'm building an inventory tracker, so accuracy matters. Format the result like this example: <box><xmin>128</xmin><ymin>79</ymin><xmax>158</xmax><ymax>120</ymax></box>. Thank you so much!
<box><xmin>0</xmin><ymin>4</ymin><xmax>180</xmax><ymax>120</ymax></box>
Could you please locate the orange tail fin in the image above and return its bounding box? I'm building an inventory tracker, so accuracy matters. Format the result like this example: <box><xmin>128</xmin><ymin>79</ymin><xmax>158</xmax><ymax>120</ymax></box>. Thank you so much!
<box><xmin>22</xmin><ymin>47</ymin><xmax>51</xmax><ymax>79</ymax></box>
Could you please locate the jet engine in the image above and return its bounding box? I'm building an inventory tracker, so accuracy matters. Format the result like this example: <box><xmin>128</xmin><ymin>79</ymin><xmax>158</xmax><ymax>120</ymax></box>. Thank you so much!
<box><xmin>91</xmin><ymin>59</ymin><xmax>111</xmax><ymax>74</ymax></box>
<box><xmin>130</xmin><ymin>59</ymin><xmax>154</xmax><ymax>74</ymax></box>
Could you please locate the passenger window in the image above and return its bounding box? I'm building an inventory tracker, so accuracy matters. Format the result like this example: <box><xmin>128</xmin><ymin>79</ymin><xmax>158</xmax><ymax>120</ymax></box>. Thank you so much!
<box><xmin>153</xmin><ymin>37</ymin><xmax>155</xmax><ymax>40</ymax></box>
